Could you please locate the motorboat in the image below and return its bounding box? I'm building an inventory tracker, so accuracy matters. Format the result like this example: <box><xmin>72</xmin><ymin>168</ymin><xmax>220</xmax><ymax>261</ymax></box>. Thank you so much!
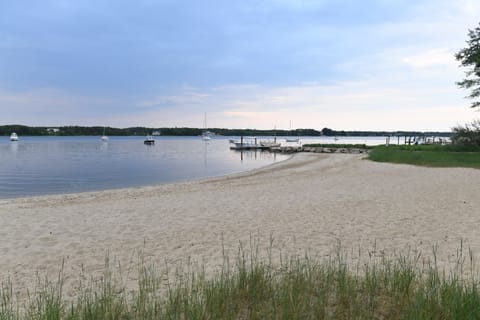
<box><xmin>10</xmin><ymin>132</ymin><xmax>18</xmax><ymax>141</ymax></box>
<box><xmin>144</xmin><ymin>135</ymin><xmax>155</xmax><ymax>145</ymax></box>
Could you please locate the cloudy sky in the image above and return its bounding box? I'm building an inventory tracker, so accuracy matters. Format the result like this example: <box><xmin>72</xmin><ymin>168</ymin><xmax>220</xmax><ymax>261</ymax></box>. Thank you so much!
<box><xmin>1</xmin><ymin>0</ymin><xmax>479</xmax><ymax>131</ymax></box>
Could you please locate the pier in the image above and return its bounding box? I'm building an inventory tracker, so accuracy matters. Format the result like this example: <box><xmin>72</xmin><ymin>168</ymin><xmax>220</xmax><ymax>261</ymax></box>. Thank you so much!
<box><xmin>229</xmin><ymin>136</ymin><xmax>277</xmax><ymax>151</ymax></box>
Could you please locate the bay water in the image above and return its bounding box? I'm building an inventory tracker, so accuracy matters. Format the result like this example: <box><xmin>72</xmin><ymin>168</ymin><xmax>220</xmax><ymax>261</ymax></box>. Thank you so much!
<box><xmin>0</xmin><ymin>136</ymin><xmax>290</xmax><ymax>199</ymax></box>
<box><xmin>0</xmin><ymin>135</ymin><xmax>388</xmax><ymax>199</ymax></box>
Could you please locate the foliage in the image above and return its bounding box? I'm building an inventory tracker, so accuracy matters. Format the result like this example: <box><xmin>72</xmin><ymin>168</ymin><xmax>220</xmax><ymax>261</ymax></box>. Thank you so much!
<box><xmin>451</xmin><ymin>120</ymin><xmax>480</xmax><ymax>147</ymax></box>
<box><xmin>0</xmin><ymin>125</ymin><xmax>452</xmax><ymax>138</ymax></box>
<box><xmin>456</xmin><ymin>22</ymin><xmax>480</xmax><ymax>108</ymax></box>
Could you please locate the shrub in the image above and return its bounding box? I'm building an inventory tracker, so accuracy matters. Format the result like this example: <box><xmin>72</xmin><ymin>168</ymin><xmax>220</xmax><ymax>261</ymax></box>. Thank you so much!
<box><xmin>451</xmin><ymin>120</ymin><xmax>480</xmax><ymax>147</ymax></box>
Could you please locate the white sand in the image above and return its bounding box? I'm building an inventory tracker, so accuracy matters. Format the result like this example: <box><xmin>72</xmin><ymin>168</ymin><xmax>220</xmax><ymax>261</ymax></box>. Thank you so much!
<box><xmin>1</xmin><ymin>153</ymin><xmax>480</xmax><ymax>295</ymax></box>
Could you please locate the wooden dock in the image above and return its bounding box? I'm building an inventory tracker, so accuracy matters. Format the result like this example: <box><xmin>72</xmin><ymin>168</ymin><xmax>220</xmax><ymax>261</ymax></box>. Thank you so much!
<box><xmin>229</xmin><ymin>136</ymin><xmax>274</xmax><ymax>150</ymax></box>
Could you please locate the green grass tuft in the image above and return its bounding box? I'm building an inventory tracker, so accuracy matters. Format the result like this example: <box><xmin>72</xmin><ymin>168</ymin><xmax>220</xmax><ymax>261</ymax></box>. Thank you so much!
<box><xmin>2</xmin><ymin>243</ymin><xmax>480</xmax><ymax>319</ymax></box>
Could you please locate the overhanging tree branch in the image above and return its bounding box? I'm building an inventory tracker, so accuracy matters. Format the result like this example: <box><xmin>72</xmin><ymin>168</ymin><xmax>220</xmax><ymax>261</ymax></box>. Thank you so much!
<box><xmin>456</xmin><ymin>23</ymin><xmax>480</xmax><ymax>108</ymax></box>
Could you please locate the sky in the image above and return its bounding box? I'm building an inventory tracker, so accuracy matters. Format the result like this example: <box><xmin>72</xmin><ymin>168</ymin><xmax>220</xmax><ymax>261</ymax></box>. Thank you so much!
<box><xmin>1</xmin><ymin>0</ymin><xmax>479</xmax><ymax>131</ymax></box>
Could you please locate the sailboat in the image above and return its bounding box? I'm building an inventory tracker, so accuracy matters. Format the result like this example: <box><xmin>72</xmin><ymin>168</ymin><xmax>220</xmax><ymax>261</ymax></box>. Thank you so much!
<box><xmin>260</xmin><ymin>125</ymin><xmax>281</xmax><ymax>147</ymax></box>
<box><xmin>202</xmin><ymin>112</ymin><xmax>212</xmax><ymax>141</ymax></box>
<box><xmin>285</xmin><ymin>120</ymin><xmax>299</xmax><ymax>143</ymax></box>
<box><xmin>100</xmin><ymin>127</ymin><xmax>109</xmax><ymax>141</ymax></box>
<box><xmin>10</xmin><ymin>132</ymin><xmax>19</xmax><ymax>141</ymax></box>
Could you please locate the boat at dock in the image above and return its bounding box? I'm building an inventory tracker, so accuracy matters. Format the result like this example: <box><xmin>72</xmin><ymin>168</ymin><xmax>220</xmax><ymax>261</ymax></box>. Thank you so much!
<box><xmin>230</xmin><ymin>137</ymin><xmax>273</xmax><ymax>150</ymax></box>
<box><xmin>10</xmin><ymin>132</ymin><xmax>18</xmax><ymax>141</ymax></box>
<box><xmin>260</xmin><ymin>140</ymin><xmax>281</xmax><ymax>147</ymax></box>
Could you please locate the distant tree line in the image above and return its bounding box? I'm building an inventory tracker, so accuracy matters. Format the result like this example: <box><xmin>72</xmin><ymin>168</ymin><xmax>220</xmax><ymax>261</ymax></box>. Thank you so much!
<box><xmin>0</xmin><ymin>125</ymin><xmax>452</xmax><ymax>137</ymax></box>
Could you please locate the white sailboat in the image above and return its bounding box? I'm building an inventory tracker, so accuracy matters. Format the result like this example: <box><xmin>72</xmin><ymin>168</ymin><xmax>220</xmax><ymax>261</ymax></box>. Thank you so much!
<box><xmin>100</xmin><ymin>127</ymin><xmax>109</xmax><ymax>141</ymax></box>
<box><xmin>260</xmin><ymin>125</ymin><xmax>280</xmax><ymax>147</ymax></box>
<box><xmin>286</xmin><ymin>120</ymin><xmax>299</xmax><ymax>143</ymax></box>
<box><xmin>202</xmin><ymin>112</ymin><xmax>212</xmax><ymax>141</ymax></box>
<box><xmin>10</xmin><ymin>132</ymin><xmax>19</xmax><ymax>141</ymax></box>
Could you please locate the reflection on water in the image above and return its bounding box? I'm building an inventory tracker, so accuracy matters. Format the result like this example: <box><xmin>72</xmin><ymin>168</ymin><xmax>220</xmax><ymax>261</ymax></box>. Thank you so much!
<box><xmin>232</xmin><ymin>148</ymin><xmax>279</xmax><ymax>163</ymax></box>
<box><xmin>0</xmin><ymin>136</ymin><xmax>289</xmax><ymax>199</ymax></box>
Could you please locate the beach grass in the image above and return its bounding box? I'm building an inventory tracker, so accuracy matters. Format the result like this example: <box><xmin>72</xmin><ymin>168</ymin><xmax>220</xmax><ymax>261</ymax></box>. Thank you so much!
<box><xmin>2</xmin><ymin>243</ymin><xmax>480</xmax><ymax>319</ymax></box>
<box><xmin>368</xmin><ymin>145</ymin><xmax>480</xmax><ymax>168</ymax></box>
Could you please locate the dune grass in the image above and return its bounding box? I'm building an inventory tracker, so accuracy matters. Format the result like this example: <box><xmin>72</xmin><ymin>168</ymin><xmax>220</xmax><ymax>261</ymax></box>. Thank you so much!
<box><xmin>368</xmin><ymin>145</ymin><xmax>480</xmax><ymax>168</ymax></box>
<box><xmin>2</xmin><ymin>242</ymin><xmax>480</xmax><ymax>319</ymax></box>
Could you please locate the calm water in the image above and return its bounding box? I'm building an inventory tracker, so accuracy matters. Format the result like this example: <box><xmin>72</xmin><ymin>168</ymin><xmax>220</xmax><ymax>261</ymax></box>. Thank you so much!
<box><xmin>0</xmin><ymin>136</ymin><xmax>292</xmax><ymax>199</ymax></box>
<box><xmin>0</xmin><ymin>135</ymin><xmax>389</xmax><ymax>199</ymax></box>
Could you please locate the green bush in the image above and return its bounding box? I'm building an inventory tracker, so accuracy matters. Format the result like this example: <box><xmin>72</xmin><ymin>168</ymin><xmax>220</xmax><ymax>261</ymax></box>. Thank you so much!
<box><xmin>452</xmin><ymin>120</ymin><xmax>480</xmax><ymax>147</ymax></box>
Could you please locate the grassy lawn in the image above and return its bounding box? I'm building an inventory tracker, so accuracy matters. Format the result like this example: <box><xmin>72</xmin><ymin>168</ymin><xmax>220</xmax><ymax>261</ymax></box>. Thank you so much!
<box><xmin>368</xmin><ymin>145</ymin><xmax>480</xmax><ymax>168</ymax></box>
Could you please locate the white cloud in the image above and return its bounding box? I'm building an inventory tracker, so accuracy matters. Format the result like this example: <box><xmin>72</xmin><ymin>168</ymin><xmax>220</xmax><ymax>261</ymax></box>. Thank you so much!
<box><xmin>403</xmin><ymin>49</ymin><xmax>456</xmax><ymax>68</ymax></box>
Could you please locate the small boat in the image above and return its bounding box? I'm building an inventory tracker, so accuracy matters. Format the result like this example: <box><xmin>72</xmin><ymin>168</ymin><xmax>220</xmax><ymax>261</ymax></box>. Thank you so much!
<box><xmin>100</xmin><ymin>127</ymin><xmax>108</xmax><ymax>141</ymax></box>
<box><xmin>202</xmin><ymin>131</ymin><xmax>212</xmax><ymax>141</ymax></box>
<box><xmin>10</xmin><ymin>132</ymin><xmax>18</xmax><ymax>141</ymax></box>
<box><xmin>144</xmin><ymin>135</ymin><xmax>155</xmax><ymax>145</ymax></box>
<box><xmin>286</xmin><ymin>121</ymin><xmax>299</xmax><ymax>143</ymax></box>
<box><xmin>201</xmin><ymin>112</ymin><xmax>212</xmax><ymax>141</ymax></box>
<box><xmin>260</xmin><ymin>140</ymin><xmax>281</xmax><ymax>147</ymax></box>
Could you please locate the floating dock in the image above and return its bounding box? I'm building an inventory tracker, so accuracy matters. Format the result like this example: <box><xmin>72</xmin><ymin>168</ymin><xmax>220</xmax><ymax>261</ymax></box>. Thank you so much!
<box><xmin>229</xmin><ymin>136</ymin><xmax>273</xmax><ymax>150</ymax></box>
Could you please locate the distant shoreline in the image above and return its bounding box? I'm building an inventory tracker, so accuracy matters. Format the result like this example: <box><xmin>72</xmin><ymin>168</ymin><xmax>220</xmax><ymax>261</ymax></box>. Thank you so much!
<box><xmin>0</xmin><ymin>124</ymin><xmax>453</xmax><ymax>137</ymax></box>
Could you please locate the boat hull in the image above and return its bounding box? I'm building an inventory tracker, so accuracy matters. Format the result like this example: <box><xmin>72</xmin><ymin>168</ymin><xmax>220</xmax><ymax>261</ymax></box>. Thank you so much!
<box><xmin>10</xmin><ymin>133</ymin><xmax>18</xmax><ymax>141</ymax></box>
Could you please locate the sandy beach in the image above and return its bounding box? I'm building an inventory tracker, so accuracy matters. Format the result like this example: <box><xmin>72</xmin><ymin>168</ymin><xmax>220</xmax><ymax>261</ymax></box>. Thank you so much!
<box><xmin>1</xmin><ymin>153</ymin><xmax>480</xmax><ymax>295</ymax></box>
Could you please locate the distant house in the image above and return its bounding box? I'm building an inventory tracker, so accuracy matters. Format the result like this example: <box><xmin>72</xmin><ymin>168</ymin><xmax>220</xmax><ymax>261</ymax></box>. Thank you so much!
<box><xmin>152</xmin><ymin>130</ymin><xmax>161</xmax><ymax>136</ymax></box>
<box><xmin>47</xmin><ymin>128</ymin><xmax>60</xmax><ymax>134</ymax></box>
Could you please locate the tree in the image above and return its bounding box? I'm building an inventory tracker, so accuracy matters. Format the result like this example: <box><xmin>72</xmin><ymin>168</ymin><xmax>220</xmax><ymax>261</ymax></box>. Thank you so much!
<box><xmin>451</xmin><ymin>120</ymin><xmax>480</xmax><ymax>147</ymax></box>
<box><xmin>455</xmin><ymin>23</ymin><xmax>480</xmax><ymax>108</ymax></box>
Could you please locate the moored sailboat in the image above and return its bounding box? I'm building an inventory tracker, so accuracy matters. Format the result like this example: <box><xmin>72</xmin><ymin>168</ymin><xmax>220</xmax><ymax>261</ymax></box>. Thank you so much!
<box><xmin>202</xmin><ymin>112</ymin><xmax>212</xmax><ymax>141</ymax></box>
<box><xmin>101</xmin><ymin>127</ymin><xmax>109</xmax><ymax>141</ymax></box>
<box><xmin>10</xmin><ymin>132</ymin><xmax>19</xmax><ymax>141</ymax></box>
